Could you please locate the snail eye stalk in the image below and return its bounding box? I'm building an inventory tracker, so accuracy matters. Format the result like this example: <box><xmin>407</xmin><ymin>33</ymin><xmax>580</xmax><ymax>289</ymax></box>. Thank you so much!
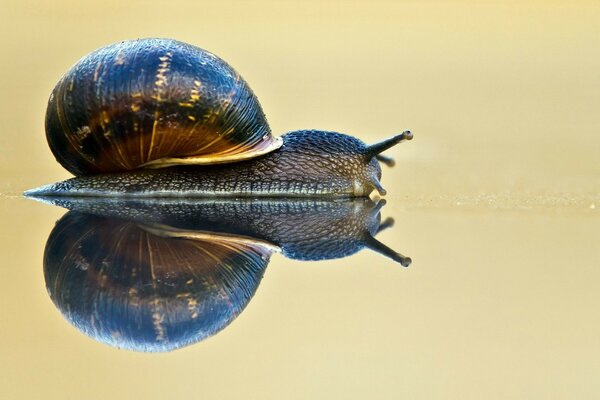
<box><xmin>375</xmin><ymin>154</ymin><xmax>396</xmax><ymax>167</ymax></box>
<box><xmin>365</xmin><ymin>130</ymin><xmax>413</xmax><ymax>161</ymax></box>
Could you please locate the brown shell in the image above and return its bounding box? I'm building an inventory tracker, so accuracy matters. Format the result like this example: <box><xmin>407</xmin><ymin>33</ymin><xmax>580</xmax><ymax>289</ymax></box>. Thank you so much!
<box><xmin>45</xmin><ymin>38</ymin><xmax>281</xmax><ymax>176</ymax></box>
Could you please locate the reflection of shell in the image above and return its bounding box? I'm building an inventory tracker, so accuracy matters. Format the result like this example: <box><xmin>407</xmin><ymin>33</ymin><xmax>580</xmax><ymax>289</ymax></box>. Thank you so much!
<box><xmin>44</xmin><ymin>211</ymin><xmax>274</xmax><ymax>352</ymax></box>
<box><xmin>45</xmin><ymin>38</ymin><xmax>281</xmax><ymax>176</ymax></box>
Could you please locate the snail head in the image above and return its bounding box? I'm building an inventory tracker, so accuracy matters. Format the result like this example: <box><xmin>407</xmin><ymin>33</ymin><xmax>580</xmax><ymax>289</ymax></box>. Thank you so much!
<box><xmin>362</xmin><ymin>130</ymin><xmax>413</xmax><ymax>196</ymax></box>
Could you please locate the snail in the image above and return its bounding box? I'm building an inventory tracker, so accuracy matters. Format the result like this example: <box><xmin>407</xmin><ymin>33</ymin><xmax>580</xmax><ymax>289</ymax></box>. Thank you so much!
<box><xmin>25</xmin><ymin>38</ymin><xmax>412</xmax><ymax>198</ymax></box>
<box><xmin>42</xmin><ymin>198</ymin><xmax>410</xmax><ymax>351</ymax></box>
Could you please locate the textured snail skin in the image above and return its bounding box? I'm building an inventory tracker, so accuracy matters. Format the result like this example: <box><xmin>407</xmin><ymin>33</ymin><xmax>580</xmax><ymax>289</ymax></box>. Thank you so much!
<box><xmin>27</xmin><ymin>130</ymin><xmax>386</xmax><ymax>198</ymax></box>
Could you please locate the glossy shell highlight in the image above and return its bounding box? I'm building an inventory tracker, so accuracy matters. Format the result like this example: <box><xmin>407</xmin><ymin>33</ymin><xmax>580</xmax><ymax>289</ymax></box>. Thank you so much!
<box><xmin>45</xmin><ymin>38</ymin><xmax>281</xmax><ymax>176</ymax></box>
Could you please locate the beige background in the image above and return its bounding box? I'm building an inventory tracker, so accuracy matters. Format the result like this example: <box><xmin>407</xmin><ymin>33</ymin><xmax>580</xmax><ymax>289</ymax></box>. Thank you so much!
<box><xmin>1</xmin><ymin>1</ymin><xmax>599</xmax><ymax>399</ymax></box>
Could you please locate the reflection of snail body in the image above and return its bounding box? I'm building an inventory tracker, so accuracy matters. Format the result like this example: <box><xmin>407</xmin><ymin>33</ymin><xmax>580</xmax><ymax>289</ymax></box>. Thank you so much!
<box><xmin>27</xmin><ymin>39</ymin><xmax>412</xmax><ymax>198</ymax></box>
<box><xmin>43</xmin><ymin>199</ymin><xmax>410</xmax><ymax>352</ymax></box>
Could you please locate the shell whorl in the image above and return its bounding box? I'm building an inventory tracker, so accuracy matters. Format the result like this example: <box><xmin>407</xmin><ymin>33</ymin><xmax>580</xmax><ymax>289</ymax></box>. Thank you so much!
<box><xmin>45</xmin><ymin>38</ymin><xmax>280</xmax><ymax>176</ymax></box>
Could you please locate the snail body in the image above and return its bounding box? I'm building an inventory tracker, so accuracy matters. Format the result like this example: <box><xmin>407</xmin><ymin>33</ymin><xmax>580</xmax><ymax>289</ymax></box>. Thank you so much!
<box><xmin>27</xmin><ymin>39</ymin><xmax>412</xmax><ymax>198</ymax></box>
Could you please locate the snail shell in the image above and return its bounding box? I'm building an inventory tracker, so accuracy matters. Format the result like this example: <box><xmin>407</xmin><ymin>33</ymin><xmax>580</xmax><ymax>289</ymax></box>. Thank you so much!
<box><xmin>46</xmin><ymin>38</ymin><xmax>281</xmax><ymax>176</ymax></box>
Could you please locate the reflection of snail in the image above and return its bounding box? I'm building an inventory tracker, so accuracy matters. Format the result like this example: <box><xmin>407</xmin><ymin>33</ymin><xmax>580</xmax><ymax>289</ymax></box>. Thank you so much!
<box><xmin>26</xmin><ymin>38</ymin><xmax>412</xmax><ymax>198</ymax></box>
<box><xmin>43</xmin><ymin>199</ymin><xmax>410</xmax><ymax>352</ymax></box>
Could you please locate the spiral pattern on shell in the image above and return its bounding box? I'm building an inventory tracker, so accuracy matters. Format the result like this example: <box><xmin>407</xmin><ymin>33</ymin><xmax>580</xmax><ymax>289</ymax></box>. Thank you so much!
<box><xmin>45</xmin><ymin>38</ymin><xmax>281</xmax><ymax>176</ymax></box>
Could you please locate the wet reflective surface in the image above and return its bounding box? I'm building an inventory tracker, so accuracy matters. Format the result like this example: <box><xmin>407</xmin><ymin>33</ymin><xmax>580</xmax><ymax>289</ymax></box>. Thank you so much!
<box><xmin>2</xmin><ymin>1</ymin><xmax>600</xmax><ymax>399</ymax></box>
<box><xmin>40</xmin><ymin>198</ymin><xmax>408</xmax><ymax>351</ymax></box>
<box><xmin>4</xmin><ymin>192</ymin><xmax>599</xmax><ymax>399</ymax></box>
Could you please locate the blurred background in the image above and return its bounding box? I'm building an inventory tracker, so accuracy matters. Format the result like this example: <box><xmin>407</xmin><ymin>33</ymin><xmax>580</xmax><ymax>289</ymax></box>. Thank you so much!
<box><xmin>0</xmin><ymin>1</ymin><xmax>599</xmax><ymax>399</ymax></box>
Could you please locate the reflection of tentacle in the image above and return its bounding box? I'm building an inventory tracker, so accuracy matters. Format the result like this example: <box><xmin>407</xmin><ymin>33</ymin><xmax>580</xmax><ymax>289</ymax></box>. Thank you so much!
<box><xmin>362</xmin><ymin>234</ymin><xmax>411</xmax><ymax>267</ymax></box>
<box><xmin>370</xmin><ymin>198</ymin><xmax>387</xmax><ymax>213</ymax></box>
